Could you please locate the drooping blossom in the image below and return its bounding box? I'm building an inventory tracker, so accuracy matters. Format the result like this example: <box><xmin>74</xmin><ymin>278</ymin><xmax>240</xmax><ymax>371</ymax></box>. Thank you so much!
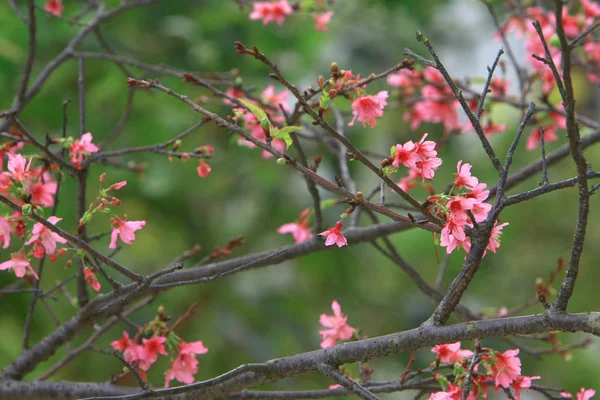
<box><xmin>454</xmin><ymin>161</ymin><xmax>479</xmax><ymax>189</ymax></box>
<box><xmin>440</xmin><ymin>222</ymin><xmax>471</xmax><ymax>254</ymax></box>
<box><xmin>164</xmin><ymin>340</ymin><xmax>208</xmax><ymax>387</ymax></box>
<box><xmin>431</xmin><ymin>342</ymin><xmax>473</xmax><ymax>363</ymax></box>
<box><xmin>319</xmin><ymin>221</ymin><xmax>347</xmax><ymax>248</ymax></box>
<box><xmin>109</xmin><ymin>217</ymin><xmax>146</xmax><ymax>249</ymax></box>
<box><xmin>277</xmin><ymin>218</ymin><xmax>312</xmax><ymax>243</ymax></box>
<box><xmin>487</xmin><ymin>222</ymin><xmax>509</xmax><ymax>254</ymax></box>
<box><xmin>44</xmin><ymin>0</ymin><xmax>63</xmax><ymax>16</ymax></box>
<box><xmin>510</xmin><ymin>376</ymin><xmax>541</xmax><ymax>400</ymax></box>
<box><xmin>7</xmin><ymin>154</ymin><xmax>31</xmax><ymax>182</ymax></box>
<box><xmin>319</xmin><ymin>300</ymin><xmax>355</xmax><ymax>348</ymax></box>
<box><xmin>84</xmin><ymin>267</ymin><xmax>101</xmax><ymax>292</ymax></box>
<box><xmin>249</xmin><ymin>0</ymin><xmax>293</xmax><ymax>26</ymax></box>
<box><xmin>348</xmin><ymin>91</ymin><xmax>388</xmax><ymax>128</ymax></box>
<box><xmin>387</xmin><ymin>69</ymin><xmax>422</xmax><ymax>94</ymax></box>
<box><xmin>391</xmin><ymin>133</ymin><xmax>442</xmax><ymax>182</ymax></box>
<box><xmin>0</xmin><ymin>251</ymin><xmax>38</xmax><ymax>280</ymax></box>
<box><xmin>197</xmin><ymin>160</ymin><xmax>211</xmax><ymax>178</ymax></box>
<box><xmin>138</xmin><ymin>336</ymin><xmax>168</xmax><ymax>371</ymax></box>
<box><xmin>25</xmin><ymin>216</ymin><xmax>68</xmax><ymax>256</ymax></box>
<box><xmin>261</xmin><ymin>85</ymin><xmax>290</xmax><ymax>112</ymax></box>
<box><xmin>70</xmin><ymin>132</ymin><xmax>99</xmax><ymax>169</ymax></box>
<box><xmin>27</xmin><ymin>170</ymin><xmax>58</xmax><ymax>207</ymax></box>
<box><xmin>0</xmin><ymin>217</ymin><xmax>11</xmax><ymax>249</ymax></box>
<box><xmin>313</xmin><ymin>11</ymin><xmax>334</xmax><ymax>32</ymax></box>
<box><xmin>485</xmin><ymin>349</ymin><xmax>521</xmax><ymax>388</ymax></box>
<box><xmin>111</xmin><ymin>331</ymin><xmax>140</xmax><ymax>364</ymax></box>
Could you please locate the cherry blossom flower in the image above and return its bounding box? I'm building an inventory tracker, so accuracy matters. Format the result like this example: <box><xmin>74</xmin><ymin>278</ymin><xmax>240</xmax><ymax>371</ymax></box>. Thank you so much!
<box><xmin>139</xmin><ymin>336</ymin><xmax>168</xmax><ymax>371</ymax></box>
<box><xmin>223</xmin><ymin>87</ymin><xmax>246</xmax><ymax>106</ymax></box>
<box><xmin>387</xmin><ymin>69</ymin><xmax>421</xmax><ymax>91</ymax></box>
<box><xmin>319</xmin><ymin>222</ymin><xmax>347</xmax><ymax>248</ymax></box>
<box><xmin>278</xmin><ymin>221</ymin><xmax>312</xmax><ymax>243</ymax></box>
<box><xmin>0</xmin><ymin>251</ymin><xmax>38</xmax><ymax>280</ymax></box>
<box><xmin>431</xmin><ymin>342</ymin><xmax>473</xmax><ymax>363</ymax></box>
<box><xmin>582</xmin><ymin>0</ymin><xmax>600</xmax><ymax>18</ymax></box>
<box><xmin>27</xmin><ymin>171</ymin><xmax>58</xmax><ymax>207</ymax></box>
<box><xmin>470</xmin><ymin>201</ymin><xmax>492</xmax><ymax>224</ymax></box>
<box><xmin>44</xmin><ymin>0</ymin><xmax>63</xmax><ymax>16</ymax></box>
<box><xmin>197</xmin><ymin>160</ymin><xmax>211</xmax><ymax>178</ymax></box>
<box><xmin>319</xmin><ymin>300</ymin><xmax>355</xmax><ymax>348</ymax></box>
<box><xmin>578</xmin><ymin>388</ymin><xmax>596</xmax><ymax>400</ymax></box>
<box><xmin>7</xmin><ymin>154</ymin><xmax>32</xmax><ymax>182</ymax></box>
<box><xmin>429</xmin><ymin>391</ymin><xmax>454</xmax><ymax>400</ymax></box>
<box><xmin>393</xmin><ymin>142</ymin><xmax>418</xmax><ymax>168</ymax></box>
<box><xmin>510</xmin><ymin>375</ymin><xmax>540</xmax><ymax>400</ymax></box>
<box><xmin>109</xmin><ymin>217</ymin><xmax>146</xmax><ymax>249</ymax></box>
<box><xmin>485</xmin><ymin>349</ymin><xmax>521</xmax><ymax>388</ymax></box>
<box><xmin>447</xmin><ymin>197</ymin><xmax>477</xmax><ymax>225</ymax></box>
<box><xmin>111</xmin><ymin>331</ymin><xmax>140</xmax><ymax>364</ymax></box>
<box><xmin>454</xmin><ymin>161</ymin><xmax>479</xmax><ymax>189</ymax></box>
<box><xmin>70</xmin><ymin>133</ymin><xmax>99</xmax><ymax>169</ymax></box>
<box><xmin>313</xmin><ymin>11</ymin><xmax>334</xmax><ymax>32</ymax></box>
<box><xmin>0</xmin><ymin>217</ymin><xmax>11</xmax><ymax>249</ymax></box>
<box><xmin>487</xmin><ymin>222</ymin><xmax>509</xmax><ymax>254</ymax></box>
<box><xmin>440</xmin><ymin>222</ymin><xmax>470</xmax><ymax>254</ymax></box>
<box><xmin>465</xmin><ymin>183</ymin><xmax>490</xmax><ymax>203</ymax></box>
<box><xmin>25</xmin><ymin>216</ymin><xmax>68</xmax><ymax>256</ymax></box>
<box><xmin>348</xmin><ymin>91</ymin><xmax>389</xmax><ymax>128</ymax></box>
<box><xmin>84</xmin><ymin>267</ymin><xmax>101</xmax><ymax>292</ymax></box>
<box><xmin>249</xmin><ymin>0</ymin><xmax>293</xmax><ymax>26</ymax></box>
<box><xmin>415</xmin><ymin>157</ymin><xmax>443</xmax><ymax>180</ymax></box>
<box><xmin>164</xmin><ymin>340</ymin><xmax>208</xmax><ymax>387</ymax></box>
<box><xmin>526</xmin><ymin>126</ymin><xmax>559</xmax><ymax>151</ymax></box>
<box><xmin>262</xmin><ymin>85</ymin><xmax>291</xmax><ymax>112</ymax></box>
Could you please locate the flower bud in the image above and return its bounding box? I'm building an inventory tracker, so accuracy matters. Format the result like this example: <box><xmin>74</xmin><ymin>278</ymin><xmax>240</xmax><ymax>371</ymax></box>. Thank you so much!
<box><xmin>331</xmin><ymin>62</ymin><xmax>339</xmax><ymax>76</ymax></box>
<box><xmin>21</xmin><ymin>204</ymin><xmax>33</xmax><ymax>216</ymax></box>
<box><xmin>276</xmin><ymin>158</ymin><xmax>287</xmax><ymax>165</ymax></box>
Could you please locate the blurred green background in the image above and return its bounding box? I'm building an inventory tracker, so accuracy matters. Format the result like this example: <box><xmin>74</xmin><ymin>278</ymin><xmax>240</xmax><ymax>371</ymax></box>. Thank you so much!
<box><xmin>0</xmin><ymin>0</ymin><xmax>599</xmax><ymax>397</ymax></box>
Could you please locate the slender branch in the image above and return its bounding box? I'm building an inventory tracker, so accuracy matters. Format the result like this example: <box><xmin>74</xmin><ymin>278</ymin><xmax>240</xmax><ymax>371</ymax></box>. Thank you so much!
<box><xmin>317</xmin><ymin>364</ymin><xmax>381</xmax><ymax>400</ymax></box>
<box><xmin>475</xmin><ymin>48</ymin><xmax>504</xmax><ymax>120</ymax></box>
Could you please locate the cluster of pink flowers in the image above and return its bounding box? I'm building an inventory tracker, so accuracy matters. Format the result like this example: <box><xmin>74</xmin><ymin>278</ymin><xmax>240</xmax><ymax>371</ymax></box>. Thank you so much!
<box><xmin>277</xmin><ymin>208</ymin><xmax>312</xmax><ymax>244</ymax></box>
<box><xmin>562</xmin><ymin>388</ymin><xmax>597</xmax><ymax>400</ymax></box>
<box><xmin>390</xmin><ymin>133</ymin><xmax>443</xmax><ymax>188</ymax></box>
<box><xmin>69</xmin><ymin>132</ymin><xmax>99</xmax><ymax>169</ymax></box>
<box><xmin>427</xmin><ymin>160</ymin><xmax>506</xmax><ymax>255</ymax></box>
<box><xmin>1</xmin><ymin>153</ymin><xmax>58</xmax><ymax>208</ymax></box>
<box><xmin>429</xmin><ymin>344</ymin><xmax>548</xmax><ymax>400</ymax></box>
<box><xmin>248</xmin><ymin>0</ymin><xmax>334</xmax><ymax>32</ymax></box>
<box><xmin>228</xmin><ymin>85</ymin><xmax>289</xmax><ymax>158</ymax></box>
<box><xmin>318</xmin><ymin>300</ymin><xmax>354</xmax><ymax>348</ymax></box>
<box><xmin>249</xmin><ymin>0</ymin><xmax>293</xmax><ymax>26</ymax></box>
<box><xmin>111</xmin><ymin>331</ymin><xmax>208</xmax><ymax>387</ymax></box>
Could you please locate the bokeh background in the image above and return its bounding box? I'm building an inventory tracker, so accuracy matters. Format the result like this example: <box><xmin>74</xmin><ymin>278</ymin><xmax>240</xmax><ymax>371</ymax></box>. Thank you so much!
<box><xmin>0</xmin><ymin>0</ymin><xmax>599</xmax><ymax>397</ymax></box>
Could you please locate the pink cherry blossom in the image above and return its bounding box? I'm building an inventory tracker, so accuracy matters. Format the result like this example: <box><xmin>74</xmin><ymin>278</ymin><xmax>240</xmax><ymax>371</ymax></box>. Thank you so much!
<box><xmin>392</xmin><ymin>141</ymin><xmax>418</xmax><ymax>168</ymax></box>
<box><xmin>348</xmin><ymin>91</ymin><xmax>388</xmax><ymax>128</ymax></box>
<box><xmin>111</xmin><ymin>331</ymin><xmax>134</xmax><ymax>353</ymax></box>
<box><xmin>415</xmin><ymin>157</ymin><xmax>443</xmax><ymax>180</ymax></box>
<box><xmin>429</xmin><ymin>391</ymin><xmax>454</xmax><ymax>400</ymax></box>
<box><xmin>578</xmin><ymin>388</ymin><xmax>597</xmax><ymax>400</ymax></box>
<box><xmin>223</xmin><ymin>87</ymin><xmax>246</xmax><ymax>106</ymax></box>
<box><xmin>319</xmin><ymin>300</ymin><xmax>355</xmax><ymax>348</ymax></box>
<box><xmin>510</xmin><ymin>375</ymin><xmax>540</xmax><ymax>400</ymax></box>
<box><xmin>454</xmin><ymin>161</ymin><xmax>479</xmax><ymax>189</ymax></box>
<box><xmin>25</xmin><ymin>216</ymin><xmax>68</xmax><ymax>256</ymax></box>
<box><xmin>465</xmin><ymin>183</ymin><xmax>490</xmax><ymax>203</ymax></box>
<box><xmin>70</xmin><ymin>132</ymin><xmax>99</xmax><ymax>169</ymax></box>
<box><xmin>470</xmin><ymin>201</ymin><xmax>492</xmax><ymax>224</ymax></box>
<box><xmin>431</xmin><ymin>342</ymin><xmax>473</xmax><ymax>363</ymax></box>
<box><xmin>109</xmin><ymin>217</ymin><xmax>146</xmax><ymax>249</ymax></box>
<box><xmin>180</xmin><ymin>341</ymin><xmax>209</xmax><ymax>355</ymax></box>
<box><xmin>197</xmin><ymin>160</ymin><xmax>211</xmax><ymax>178</ymax></box>
<box><xmin>414</xmin><ymin>133</ymin><xmax>438</xmax><ymax>158</ymax></box>
<box><xmin>165</xmin><ymin>353</ymin><xmax>198</xmax><ymax>387</ymax></box>
<box><xmin>261</xmin><ymin>85</ymin><xmax>290</xmax><ymax>112</ymax></box>
<box><xmin>387</xmin><ymin>69</ymin><xmax>421</xmax><ymax>90</ymax></box>
<box><xmin>582</xmin><ymin>0</ymin><xmax>600</xmax><ymax>18</ymax></box>
<box><xmin>440</xmin><ymin>222</ymin><xmax>470</xmax><ymax>254</ymax></box>
<box><xmin>44</xmin><ymin>0</ymin><xmax>63</xmax><ymax>16</ymax></box>
<box><xmin>278</xmin><ymin>221</ymin><xmax>312</xmax><ymax>243</ymax></box>
<box><xmin>487</xmin><ymin>222</ymin><xmax>509</xmax><ymax>254</ymax></box>
<box><xmin>109</xmin><ymin>181</ymin><xmax>127</xmax><ymax>191</ymax></box>
<box><xmin>7</xmin><ymin>154</ymin><xmax>32</xmax><ymax>182</ymax></box>
<box><xmin>84</xmin><ymin>267</ymin><xmax>101</xmax><ymax>292</ymax></box>
<box><xmin>0</xmin><ymin>252</ymin><xmax>38</xmax><ymax>280</ymax></box>
<box><xmin>27</xmin><ymin>172</ymin><xmax>58</xmax><ymax>207</ymax></box>
<box><xmin>526</xmin><ymin>126</ymin><xmax>559</xmax><ymax>151</ymax></box>
<box><xmin>138</xmin><ymin>336</ymin><xmax>168</xmax><ymax>371</ymax></box>
<box><xmin>446</xmin><ymin>197</ymin><xmax>477</xmax><ymax>225</ymax></box>
<box><xmin>0</xmin><ymin>217</ymin><xmax>11</xmax><ymax>249</ymax></box>
<box><xmin>249</xmin><ymin>0</ymin><xmax>293</xmax><ymax>26</ymax></box>
<box><xmin>313</xmin><ymin>11</ymin><xmax>334</xmax><ymax>32</ymax></box>
<box><xmin>319</xmin><ymin>222</ymin><xmax>347</xmax><ymax>248</ymax></box>
<box><xmin>486</xmin><ymin>349</ymin><xmax>521</xmax><ymax>388</ymax></box>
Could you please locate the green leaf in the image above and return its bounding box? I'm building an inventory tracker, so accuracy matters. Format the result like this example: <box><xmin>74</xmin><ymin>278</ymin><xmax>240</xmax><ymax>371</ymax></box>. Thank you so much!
<box><xmin>271</xmin><ymin>125</ymin><xmax>302</xmax><ymax>149</ymax></box>
<box><xmin>319</xmin><ymin>91</ymin><xmax>331</xmax><ymax>110</ymax></box>
<box><xmin>238</xmin><ymin>98</ymin><xmax>269</xmax><ymax>125</ymax></box>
